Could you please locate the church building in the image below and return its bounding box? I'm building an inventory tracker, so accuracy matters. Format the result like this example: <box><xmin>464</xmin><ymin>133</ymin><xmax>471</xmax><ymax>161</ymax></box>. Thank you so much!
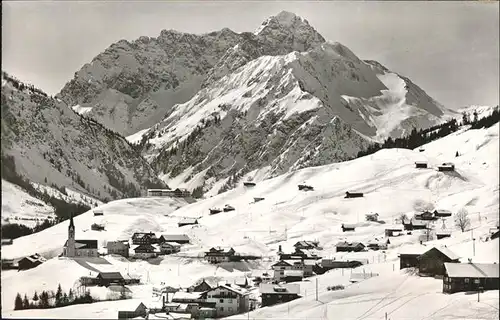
<box><xmin>63</xmin><ymin>215</ymin><xmax>98</xmax><ymax>257</ymax></box>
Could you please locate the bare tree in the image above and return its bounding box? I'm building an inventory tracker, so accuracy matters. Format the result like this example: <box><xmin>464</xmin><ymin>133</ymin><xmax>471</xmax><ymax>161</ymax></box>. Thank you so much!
<box><xmin>455</xmin><ymin>208</ymin><xmax>471</xmax><ymax>232</ymax></box>
<box><xmin>399</xmin><ymin>213</ymin><xmax>408</xmax><ymax>223</ymax></box>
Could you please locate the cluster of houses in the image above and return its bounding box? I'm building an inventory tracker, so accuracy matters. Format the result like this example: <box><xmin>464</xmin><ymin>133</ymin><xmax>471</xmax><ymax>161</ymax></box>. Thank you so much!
<box><xmin>414</xmin><ymin>161</ymin><xmax>456</xmax><ymax>172</ymax></box>
<box><xmin>80</xmin><ymin>271</ymin><xmax>140</xmax><ymax>287</ymax></box>
<box><xmin>147</xmin><ymin>188</ymin><xmax>191</xmax><ymax>198</ymax></box>
<box><xmin>398</xmin><ymin>244</ymin><xmax>499</xmax><ymax>293</ymax></box>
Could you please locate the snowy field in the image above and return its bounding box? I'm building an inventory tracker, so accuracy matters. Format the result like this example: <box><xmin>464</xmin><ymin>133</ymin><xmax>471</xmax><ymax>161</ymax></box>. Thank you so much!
<box><xmin>2</xmin><ymin>124</ymin><xmax>499</xmax><ymax>319</ymax></box>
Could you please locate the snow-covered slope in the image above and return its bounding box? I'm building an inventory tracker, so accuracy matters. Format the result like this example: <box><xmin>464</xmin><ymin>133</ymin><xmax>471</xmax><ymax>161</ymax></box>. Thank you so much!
<box><xmin>2</xmin><ymin>123</ymin><xmax>498</xmax><ymax>317</ymax></box>
<box><xmin>1</xmin><ymin>73</ymin><xmax>165</xmax><ymax>201</ymax></box>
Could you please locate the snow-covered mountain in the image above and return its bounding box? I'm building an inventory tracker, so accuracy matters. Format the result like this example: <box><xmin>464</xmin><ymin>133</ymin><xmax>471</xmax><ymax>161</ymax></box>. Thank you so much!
<box><xmin>57</xmin><ymin>11</ymin><xmax>452</xmax><ymax>193</ymax></box>
<box><xmin>1</xmin><ymin>72</ymin><xmax>164</xmax><ymax>201</ymax></box>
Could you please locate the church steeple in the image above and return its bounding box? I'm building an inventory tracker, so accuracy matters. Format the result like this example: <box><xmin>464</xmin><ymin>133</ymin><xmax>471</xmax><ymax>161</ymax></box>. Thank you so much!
<box><xmin>65</xmin><ymin>213</ymin><xmax>76</xmax><ymax>257</ymax></box>
<box><xmin>69</xmin><ymin>214</ymin><xmax>75</xmax><ymax>230</ymax></box>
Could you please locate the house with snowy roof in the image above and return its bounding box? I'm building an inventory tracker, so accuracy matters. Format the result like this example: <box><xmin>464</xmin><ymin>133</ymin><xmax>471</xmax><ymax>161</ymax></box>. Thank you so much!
<box><xmin>199</xmin><ymin>284</ymin><xmax>250</xmax><ymax>317</ymax></box>
<box><xmin>398</xmin><ymin>244</ymin><xmax>429</xmax><ymax>269</ymax></box>
<box><xmin>158</xmin><ymin>234</ymin><xmax>190</xmax><ymax>244</ymax></box>
<box><xmin>18</xmin><ymin>253</ymin><xmax>46</xmax><ymax>271</ymax></box>
<box><xmin>132</xmin><ymin>232</ymin><xmax>158</xmax><ymax>245</ymax></box>
<box><xmin>293</xmin><ymin>240</ymin><xmax>319</xmax><ymax>250</ymax></box>
<box><xmin>178</xmin><ymin>218</ymin><xmax>198</xmax><ymax>227</ymax></box>
<box><xmin>260</xmin><ymin>283</ymin><xmax>300</xmax><ymax>307</ymax></box>
<box><xmin>336</xmin><ymin>241</ymin><xmax>365</xmax><ymax>252</ymax></box>
<box><xmin>204</xmin><ymin>247</ymin><xmax>236</xmax><ymax>263</ymax></box>
<box><xmin>443</xmin><ymin>262</ymin><xmax>499</xmax><ymax>293</ymax></box>
<box><xmin>63</xmin><ymin>215</ymin><xmax>98</xmax><ymax>258</ymax></box>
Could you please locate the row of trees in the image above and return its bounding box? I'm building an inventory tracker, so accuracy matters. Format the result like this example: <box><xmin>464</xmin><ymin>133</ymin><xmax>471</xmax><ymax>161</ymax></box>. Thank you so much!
<box><xmin>1</xmin><ymin>219</ymin><xmax>58</xmax><ymax>240</ymax></box>
<box><xmin>14</xmin><ymin>284</ymin><xmax>95</xmax><ymax>310</ymax></box>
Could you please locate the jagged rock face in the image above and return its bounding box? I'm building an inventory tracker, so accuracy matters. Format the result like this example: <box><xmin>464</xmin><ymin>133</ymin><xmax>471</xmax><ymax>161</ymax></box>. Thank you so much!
<box><xmin>57</xmin><ymin>11</ymin><xmax>326</xmax><ymax>136</ymax></box>
<box><xmin>1</xmin><ymin>73</ymin><xmax>164</xmax><ymax>201</ymax></box>
<box><xmin>57</xmin><ymin>29</ymin><xmax>243</xmax><ymax>135</ymax></box>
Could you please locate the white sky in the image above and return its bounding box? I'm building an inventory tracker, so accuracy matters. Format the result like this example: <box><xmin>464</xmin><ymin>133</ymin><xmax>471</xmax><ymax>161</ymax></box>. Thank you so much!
<box><xmin>2</xmin><ymin>1</ymin><xmax>499</xmax><ymax>109</ymax></box>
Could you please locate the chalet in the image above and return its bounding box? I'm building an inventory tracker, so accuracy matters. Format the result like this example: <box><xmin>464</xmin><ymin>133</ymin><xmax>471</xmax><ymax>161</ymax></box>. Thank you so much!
<box><xmin>415</xmin><ymin>161</ymin><xmax>428</xmax><ymax>169</ymax></box>
<box><xmin>107</xmin><ymin>241</ymin><xmax>130</xmax><ymax>257</ymax></box>
<box><xmin>192</xmin><ymin>279</ymin><xmax>219</xmax><ymax>292</ymax></box>
<box><xmin>234</xmin><ymin>277</ymin><xmax>250</xmax><ymax>288</ymax></box>
<box><xmin>283</xmin><ymin>270</ymin><xmax>304</xmax><ymax>282</ymax></box>
<box><xmin>200</xmin><ymin>284</ymin><xmax>250</xmax><ymax>317</ymax></box>
<box><xmin>293</xmin><ymin>241</ymin><xmax>319</xmax><ymax>250</ymax></box>
<box><xmin>173</xmin><ymin>188</ymin><xmax>191</xmax><ymax>198</ymax></box>
<box><xmin>434</xmin><ymin>209</ymin><xmax>452</xmax><ymax>218</ymax></box>
<box><xmin>385</xmin><ymin>227</ymin><xmax>403</xmax><ymax>237</ymax></box>
<box><xmin>398</xmin><ymin>245</ymin><xmax>428</xmax><ymax>269</ymax></box>
<box><xmin>414</xmin><ymin>211</ymin><xmax>437</xmax><ymax>221</ymax></box>
<box><xmin>298</xmin><ymin>184</ymin><xmax>314</xmax><ymax>191</ymax></box>
<box><xmin>365</xmin><ymin>213</ymin><xmax>379</xmax><ymax>222</ymax></box>
<box><xmin>93</xmin><ymin>210</ymin><xmax>104</xmax><ymax>216</ymax></box>
<box><xmin>443</xmin><ymin>262</ymin><xmax>499</xmax><ymax>293</ymax></box>
<box><xmin>91</xmin><ymin>223</ymin><xmax>105</xmax><ymax>231</ymax></box>
<box><xmin>260</xmin><ymin>283</ymin><xmax>300</xmax><ymax>307</ymax></box>
<box><xmin>133</xmin><ymin>244</ymin><xmax>157</xmax><ymax>259</ymax></box>
<box><xmin>1</xmin><ymin>239</ymin><xmax>13</xmax><ymax>246</ymax></box>
<box><xmin>118</xmin><ymin>302</ymin><xmax>147</xmax><ymax>319</ymax></box>
<box><xmin>418</xmin><ymin>247</ymin><xmax>460</xmax><ymax>277</ymax></box>
<box><xmin>18</xmin><ymin>254</ymin><xmax>46</xmax><ymax>271</ymax></box>
<box><xmin>336</xmin><ymin>241</ymin><xmax>365</xmax><ymax>252</ymax></box>
<box><xmin>243</xmin><ymin>182</ymin><xmax>256</xmax><ymax>187</ymax></box>
<box><xmin>172</xmin><ymin>291</ymin><xmax>204</xmax><ymax>304</ymax></box>
<box><xmin>271</xmin><ymin>260</ymin><xmax>293</xmax><ymax>282</ymax></box>
<box><xmin>254</xmin><ymin>197</ymin><xmax>265</xmax><ymax>202</ymax></box>
<box><xmin>341</xmin><ymin>224</ymin><xmax>356</xmax><ymax>232</ymax></box>
<box><xmin>96</xmin><ymin>272</ymin><xmax>125</xmax><ymax>286</ymax></box>
<box><xmin>132</xmin><ymin>232</ymin><xmax>158</xmax><ymax>245</ymax></box>
<box><xmin>344</xmin><ymin>191</ymin><xmax>363</xmax><ymax>198</ymax></box>
<box><xmin>158</xmin><ymin>234</ymin><xmax>190</xmax><ymax>244</ymax></box>
<box><xmin>366</xmin><ymin>241</ymin><xmax>388</xmax><ymax>251</ymax></box>
<box><xmin>438</xmin><ymin>163</ymin><xmax>455</xmax><ymax>172</ymax></box>
<box><xmin>279</xmin><ymin>248</ymin><xmax>319</xmax><ymax>260</ymax></box>
<box><xmin>436</xmin><ymin>230</ymin><xmax>452</xmax><ymax>240</ymax></box>
<box><xmin>160</xmin><ymin>242</ymin><xmax>181</xmax><ymax>255</ymax></box>
<box><xmin>178</xmin><ymin>218</ymin><xmax>198</xmax><ymax>227</ymax></box>
<box><xmin>205</xmin><ymin>247</ymin><xmax>236</xmax><ymax>264</ymax></box>
<box><xmin>209</xmin><ymin>208</ymin><xmax>222</xmax><ymax>215</ymax></box>
<box><xmin>403</xmin><ymin>218</ymin><xmax>428</xmax><ymax>230</ymax></box>
<box><xmin>223</xmin><ymin>204</ymin><xmax>235</xmax><ymax>212</ymax></box>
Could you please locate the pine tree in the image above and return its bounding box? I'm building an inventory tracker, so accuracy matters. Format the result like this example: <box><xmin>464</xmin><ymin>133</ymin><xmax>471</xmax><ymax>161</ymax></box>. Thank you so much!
<box><xmin>14</xmin><ymin>293</ymin><xmax>23</xmax><ymax>310</ymax></box>
<box><xmin>68</xmin><ymin>288</ymin><xmax>74</xmax><ymax>302</ymax></box>
<box><xmin>33</xmin><ymin>291</ymin><xmax>39</xmax><ymax>301</ymax></box>
<box><xmin>40</xmin><ymin>290</ymin><xmax>50</xmax><ymax>308</ymax></box>
<box><xmin>55</xmin><ymin>284</ymin><xmax>63</xmax><ymax>306</ymax></box>
<box><xmin>23</xmin><ymin>294</ymin><xmax>30</xmax><ymax>309</ymax></box>
<box><xmin>62</xmin><ymin>293</ymin><xmax>69</xmax><ymax>306</ymax></box>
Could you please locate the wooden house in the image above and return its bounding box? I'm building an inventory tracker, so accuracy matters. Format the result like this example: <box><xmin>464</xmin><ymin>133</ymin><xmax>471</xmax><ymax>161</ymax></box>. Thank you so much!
<box><xmin>398</xmin><ymin>245</ymin><xmax>428</xmax><ymax>269</ymax></box>
<box><xmin>260</xmin><ymin>283</ymin><xmax>300</xmax><ymax>307</ymax></box>
<box><xmin>438</xmin><ymin>163</ymin><xmax>455</xmax><ymax>172</ymax></box>
<box><xmin>403</xmin><ymin>218</ymin><xmax>428</xmax><ymax>230</ymax></box>
<box><xmin>341</xmin><ymin>224</ymin><xmax>356</xmax><ymax>232</ymax></box>
<box><xmin>223</xmin><ymin>204</ymin><xmax>235</xmax><ymax>212</ymax></box>
<box><xmin>18</xmin><ymin>254</ymin><xmax>46</xmax><ymax>271</ymax></box>
<box><xmin>1</xmin><ymin>239</ymin><xmax>13</xmax><ymax>246</ymax></box>
<box><xmin>192</xmin><ymin>279</ymin><xmax>218</xmax><ymax>292</ymax></box>
<box><xmin>107</xmin><ymin>241</ymin><xmax>130</xmax><ymax>257</ymax></box>
<box><xmin>320</xmin><ymin>259</ymin><xmax>363</xmax><ymax>270</ymax></box>
<box><xmin>172</xmin><ymin>291</ymin><xmax>204</xmax><ymax>304</ymax></box>
<box><xmin>436</xmin><ymin>230</ymin><xmax>452</xmax><ymax>240</ymax></box>
<box><xmin>118</xmin><ymin>302</ymin><xmax>147</xmax><ymax>319</ymax></box>
<box><xmin>254</xmin><ymin>197</ymin><xmax>265</xmax><ymax>202</ymax></box>
<box><xmin>133</xmin><ymin>244</ymin><xmax>157</xmax><ymax>259</ymax></box>
<box><xmin>283</xmin><ymin>270</ymin><xmax>304</xmax><ymax>282</ymax></box>
<box><xmin>160</xmin><ymin>242</ymin><xmax>181</xmax><ymax>254</ymax></box>
<box><xmin>443</xmin><ymin>262</ymin><xmax>499</xmax><ymax>293</ymax></box>
<box><xmin>367</xmin><ymin>241</ymin><xmax>388</xmax><ymax>251</ymax></box>
<box><xmin>96</xmin><ymin>272</ymin><xmax>125</xmax><ymax>287</ymax></box>
<box><xmin>173</xmin><ymin>188</ymin><xmax>191</xmax><ymax>198</ymax></box>
<box><xmin>365</xmin><ymin>213</ymin><xmax>379</xmax><ymax>222</ymax></box>
<box><xmin>199</xmin><ymin>284</ymin><xmax>250</xmax><ymax>318</ymax></box>
<box><xmin>204</xmin><ymin>247</ymin><xmax>236</xmax><ymax>264</ymax></box>
<box><xmin>293</xmin><ymin>241</ymin><xmax>319</xmax><ymax>250</ymax></box>
<box><xmin>132</xmin><ymin>232</ymin><xmax>158</xmax><ymax>245</ymax></box>
<box><xmin>147</xmin><ymin>189</ymin><xmax>172</xmax><ymax>197</ymax></box>
<box><xmin>385</xmin><ymin>227</ymin><xmax>403</xmax><ymax>237</ymax></box>
<box><xmin>418</xmin><ymin>247</ymin><xmax>460</xmax><ymax>277</ymax></box>
<box><xmin>243</xmin><ymin>181</ymin><xmax>256</xmax><ymax>187</ymax></box>
<box><xmin>434</xmin><ymin>209</ymin><xmax>452</xmax><ymax>218</ymax></box>
<box><xmin>93</xmin><ymin>210</ymin><xmax>104</xmax><ymax>216</ymax></box>
<box><xmin>91</xmin><ymin>223</ymin><xmax>105</xmax><ymax>231</ymax></box>
<box><xmin>158</xmin><ymin>234</ymin><xmax>190</xmax><ymax>244</ymax></box>
<box><xmin>414</xmin><ymin>211</ymin><xmax>437</xmax><ymax>221</ymax></box>
<box><xmin>344</xmin><ymin>191</ymin><xmax>364</xmax><ymax>198</ymax></box>
<box><xmin>178</xmin><ymin>218</ymin><xmax>198</xmax><ymax>227</ymax></box>
<box><xmin>415</xmin><ymin>161</ymin><xmax>428</xmax><ymax>169</ymax></box>
<box><xmin>336</xmin><ymin>241</ymin><xmax>365</xmax><ymax>252</ymax></box>
<box><xmin>209</xmin><ymin>208</ymin><xmax>222</xmax><ymax>215</ymax></box>
<box><xmin>298</xmin><ymin>184</ymin><xmax>314</xmax><ymax>191</ymax></box>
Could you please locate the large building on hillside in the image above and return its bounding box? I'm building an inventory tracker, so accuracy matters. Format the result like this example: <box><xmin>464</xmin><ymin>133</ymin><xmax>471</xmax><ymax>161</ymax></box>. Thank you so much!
<box><xmin>63</xmin><ymin>215</ymin><xmax>98</xmax><ymax>258</ymax></box>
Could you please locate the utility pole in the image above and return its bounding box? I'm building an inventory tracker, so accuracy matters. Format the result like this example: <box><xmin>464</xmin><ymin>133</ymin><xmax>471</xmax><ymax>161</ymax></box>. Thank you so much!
<box><xmin>315</xmin><ymin>278</ymin><xmax>318</xmax><ymax>301</ymax></box>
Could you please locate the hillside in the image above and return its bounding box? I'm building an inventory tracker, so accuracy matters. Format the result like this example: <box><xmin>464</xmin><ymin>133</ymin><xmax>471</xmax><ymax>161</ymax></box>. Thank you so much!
<box><xmin>2</xmin><ymin>123</ymin><xmax>498</xmax><ymax>318</ymax></box>
<box><xmin>1</xmin><ymin>72</ymin><xmax>165</xmax><ymax>202</ymax></box>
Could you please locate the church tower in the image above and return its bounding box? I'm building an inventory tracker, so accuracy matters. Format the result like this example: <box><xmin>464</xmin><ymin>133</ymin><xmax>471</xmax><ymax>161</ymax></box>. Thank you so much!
<box><xmin>66</xmin><ymin>214</ymin><xmax>76</xmax><ymax>257</ymax></box>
